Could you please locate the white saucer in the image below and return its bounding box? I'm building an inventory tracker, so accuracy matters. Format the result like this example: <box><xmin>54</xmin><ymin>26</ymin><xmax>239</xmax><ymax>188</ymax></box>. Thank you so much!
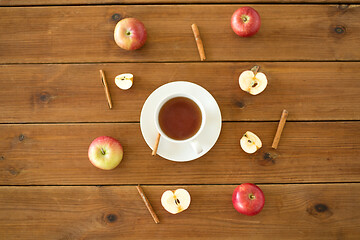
<box><xmin>140</xmin><ymin>81</ymin><xmax>222</xmax><ymax>162</ymax></box>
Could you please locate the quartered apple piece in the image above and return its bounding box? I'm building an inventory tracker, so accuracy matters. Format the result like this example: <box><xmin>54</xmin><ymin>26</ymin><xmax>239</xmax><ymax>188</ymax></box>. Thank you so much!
<box><xmin>115</xmin><ymin>73</ymin><xmax>133</xmax><ymax>90</ymax></box>
<box><xmin>161</xmin><ymin>189</ymin><xmax>191</xmax><ymax>214</ymax></box>
<box><xmin>240</xmin><ymin>131</ymin><xmax>262</xmax><ymax>154</ymax></box>
<box><xmin>239</xmin><ymin>66</ymin><xmax>267</xmax><ymax>95</ymax></box>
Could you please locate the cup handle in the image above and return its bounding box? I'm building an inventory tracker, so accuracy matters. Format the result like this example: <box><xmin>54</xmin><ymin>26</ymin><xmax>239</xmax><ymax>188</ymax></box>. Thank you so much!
<box><xmin>190</xmin><ymin>140</ymin><xmax>203</xmax><ymax>154</ymax></box>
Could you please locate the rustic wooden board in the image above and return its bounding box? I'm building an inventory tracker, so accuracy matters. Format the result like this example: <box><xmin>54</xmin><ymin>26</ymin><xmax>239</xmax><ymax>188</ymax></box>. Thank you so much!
<box><xmin>1</xmin><ymin>62</ymin><xmax>359</xmax><ymax>123</ymax></box>
<box><xmin>1</xmin><ymin>1</ymin><xmax>359</xmax><ymax>6</ymax></box>
<box><xmin>0</xmin><ymin>5</ymin><xmax>359</xmax><ymax>63</ymax></box>
<box><xmin>1</xmin><ymin>122</ymin><xmax>359</xmax><ymax>185</ymax></box>
<box><xmin>0</xmin><ymin>184</ymin><xmax>359</xmax><ymax>239</ymax></box>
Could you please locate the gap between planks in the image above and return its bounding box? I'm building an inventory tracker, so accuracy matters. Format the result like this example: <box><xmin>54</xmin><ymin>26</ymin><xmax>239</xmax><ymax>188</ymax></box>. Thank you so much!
<box><xmin>0</xmin><ymin>120</ymin><xmax>360</xmax><ymax>125</ymax></box>
<box><xmin>1</xmin><ymin>3</ymin><xmax>359</xmax><ymax>7</ymax></box>
<box><xmin>1</xmin><ymin>60</ymin><xmax>360</xmax><ymax>65</ymax></box>
<box><xmin>1</xmin><ymin>182</ymin><xmax>360</xmax><ymax>187</ymax></box>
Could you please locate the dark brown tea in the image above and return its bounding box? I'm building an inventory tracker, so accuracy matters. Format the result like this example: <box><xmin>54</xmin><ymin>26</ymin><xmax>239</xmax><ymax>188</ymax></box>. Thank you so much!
<box><xmin>158</xmin><ymin>97</ymin><xmax>202</xmax><ymax>140</ymax></box>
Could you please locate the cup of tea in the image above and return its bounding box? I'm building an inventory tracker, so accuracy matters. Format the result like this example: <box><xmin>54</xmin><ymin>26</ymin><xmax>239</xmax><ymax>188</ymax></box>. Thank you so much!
<box><xmin>154</xmin><ymin>93</ymin><xmax>206</xmax><ymax>154</ymax></box>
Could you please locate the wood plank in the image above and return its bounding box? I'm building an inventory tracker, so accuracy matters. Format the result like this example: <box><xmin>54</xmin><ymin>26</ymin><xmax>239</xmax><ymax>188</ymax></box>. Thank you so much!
<box><xmin>1</xmin><ymin>0</ymin><xmax>360</xmax><ymax>6</ymax></box>
<box><xmin>1</xmin><ymin>5</ymin><xmax>359</xmax><ymax>63</ymax></box>
<box><xmin>1</xmin><ymin>122</ymin><xmax>359</xmax><ymax>185</ymax></box>
<box><xmin>1</xmin><ymin>62</ymin><xmax>359</xmax><ymax>123</ymax></box>
<box><xmin>0</xmin><ymin>184</ymin><xmax>359</xmax><ymax>239</ymax></box>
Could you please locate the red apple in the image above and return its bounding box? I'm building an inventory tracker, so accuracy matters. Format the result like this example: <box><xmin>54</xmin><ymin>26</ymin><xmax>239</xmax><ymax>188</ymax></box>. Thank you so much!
<box><xmin>231</xmin><ymin>7</ymin><xmax>261</xmax><ymax>37</ymax></box>
<box><xmin>88</xmin><ymin>136</ymin><xmax>123</xmax><ymax>170</ymax></box>
<box><xmin>232</xmin><ymin>183</ymin><xmax>265</xmax><ymax>216</ymax></box>
<box><xmin>114</xmin><ymin>18</ymin><xmax>147</xmax><ymax>50</ymax></box>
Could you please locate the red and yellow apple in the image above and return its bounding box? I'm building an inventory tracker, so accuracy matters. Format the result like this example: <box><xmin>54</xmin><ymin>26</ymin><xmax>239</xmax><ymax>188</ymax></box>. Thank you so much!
<box><xmin>114</xmin><ymin>18</ymin><xmax>147</xmax><ymax>50</ymax></box>
<box><xmin>88</xmin><ymin>136</ymin><xmax>123</xmax><ymax>170</ymax></box>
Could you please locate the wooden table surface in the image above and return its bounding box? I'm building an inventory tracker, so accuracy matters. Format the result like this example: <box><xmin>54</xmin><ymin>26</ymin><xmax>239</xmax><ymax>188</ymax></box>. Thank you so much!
<box><xmin>1</xmin><ymin>1</ymin><xmax>360</xmax><ymax>239</ymax></box>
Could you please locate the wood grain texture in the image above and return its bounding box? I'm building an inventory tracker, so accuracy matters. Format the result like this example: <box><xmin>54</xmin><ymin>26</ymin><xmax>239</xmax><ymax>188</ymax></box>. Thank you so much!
<box><xmin>1</xmin><ymin>62</ymin><xmax>359</xmax><ymax>123</ymax></box>
<box><xmin>1</xmin><ymin>122</ymin><xmax>359</xmax><ymax>185</ymax></box>
<box><xmin>1</xmin><ymin>5</ymin><xmax>360</xmax><ymax>63</ymax></box>
<box><xmin>0</xmin><ymin>184</ymin><xmax>359</xmax><ymax>239</ymax></box>
<box><xmin>1</xmin><ymin>1</ymin><xmax>360</xmax><ymax>6</ymax></box>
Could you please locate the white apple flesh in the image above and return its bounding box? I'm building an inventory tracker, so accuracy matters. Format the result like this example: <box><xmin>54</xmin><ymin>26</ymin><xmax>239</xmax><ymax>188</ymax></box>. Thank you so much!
<box><xmin>115</xmin><ymin>73</ymin><xmax>133</xmax><ymax>90</ymax></box>
<box><xmin>240</xmin><ymin>131</ymin><xmax>262</xmax><ymax>154</ymax></box>
<box><xmin>161</xmin><ymin>189</ymin><xmax>191</xmax><ymax>214</ymax></box>
<box><xmin>239</xmin><ymin>70</ymin><xmax>268</xmax><ymax>95</ymax></box>
<box><xmin>88</xmin><ymin>136</ymin><xmax>123</xmax><ymax>170</ymax></box>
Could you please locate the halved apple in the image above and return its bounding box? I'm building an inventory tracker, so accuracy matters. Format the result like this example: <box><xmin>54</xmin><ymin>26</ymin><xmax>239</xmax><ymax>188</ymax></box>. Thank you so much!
<box><xmin>115</xmin><ymin>73</ymin><xmax>133</xmax><ymax>90</ymax></box>
<box><xmin>240</xmin><ymin>131</ymin><xmax>262</xmax><ymax>154</ymax></box>
<box><xmin>161</xmin><ymin>189</ymin><xmax>191</xmax><ymax>214</ymax></box>
<box><xmin>239</xmin><ymin>67</ymin><xmax>267</xmax><ymax>95</ymax></box>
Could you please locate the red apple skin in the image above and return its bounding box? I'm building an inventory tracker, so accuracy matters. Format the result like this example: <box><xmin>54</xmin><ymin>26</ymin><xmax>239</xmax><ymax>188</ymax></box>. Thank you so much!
<box><xmin>231</xmin><ymin>7</ymin><xmax>261</xmax><ymax>37</ymax></box>
<box><xmin>114</xmin><ymin>18</ymin><xmax>147</xmax><ymax>50</ymax></box>
<box><xmin>232</xmin><ymin>183</ymin><xmax>265</xmax><ymax>216</ymax></box>
<box><xmin>88</xmin><ymin>136</ymin><xmax>123</xmax><ymax>170</ymax></box>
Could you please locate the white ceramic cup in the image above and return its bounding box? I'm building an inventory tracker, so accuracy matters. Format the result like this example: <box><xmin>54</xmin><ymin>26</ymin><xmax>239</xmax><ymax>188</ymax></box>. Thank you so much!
<box><xmin>154</xmin><ymin>93</ymin><xmax>206</xmax><ymax>154</ymax></box>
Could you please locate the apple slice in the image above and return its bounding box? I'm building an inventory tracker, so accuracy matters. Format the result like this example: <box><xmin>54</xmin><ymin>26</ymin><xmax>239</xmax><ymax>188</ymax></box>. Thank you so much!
<box><xmin>240</xmin><ymin>131</ymin><xmax>262</xmax><ymax>154</ymax></box>
<box><xmin>115</xmin><ymin>73</ymin><xmax>133</xmax><ymax>90</ymax></box>
<box><xmin>239</xmin><ymin>67</ymin><xmax>267</xmax><ymax>95</ymax></box>
<box><xmin>161</xmin><ymin>189</ymin><xmax>191</xmax><ymax>214</ymax></box>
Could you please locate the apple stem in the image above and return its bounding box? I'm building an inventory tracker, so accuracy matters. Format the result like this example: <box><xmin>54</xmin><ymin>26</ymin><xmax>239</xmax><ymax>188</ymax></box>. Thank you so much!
<box><xmin>251</xmin><ymin>65</ymin><xmax>260</xmax><ymax>76</ymax></box>
<box><xmin>249</xmin><ymin>194</ymin><xmax>256</xmax><ymax>200</ymax></box>
<box><xmin>100</xmin><ymin>148</ymin><xmax>105</xmax><ymax>155</ymax></box>
<box><xmin>242</xmin><ymin>16</ymin><xmax>248</xmax><ymax>23</ymax></box>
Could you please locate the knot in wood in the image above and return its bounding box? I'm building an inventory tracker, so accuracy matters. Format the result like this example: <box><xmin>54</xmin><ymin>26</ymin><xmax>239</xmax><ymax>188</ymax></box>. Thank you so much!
<box><xmin>338</xmin><ymin>4</ymin><xmax>349</xmax><ymax>10</ymax></box>
<box><xmin>307</xmin><ymin>203</ymin><xmax>333</xmax><ymax>219</ymax></box>
<box><xmin>106</xmin><ymin>214</ymin><xmax>117</xmax><ymax>223</ymax></box>
<box><xmin>263</xmin><ymin>152</ymin><xmax>273</xmax><ymax>160</ymax></box>
<box><xmin>314</xmin><ymin>204</ymin><xmax>328</xmax><ymax>213</ymax></box>
<box><xmin>39</xmin><ymin>92</ymin><xmax>51</xmax><ymax>103</ymax></box>
<box><xmin>112</xmin><ymin>14</ymin><xmax>122</xmax><ymax>22</ymax></box>
<box><xmin>235</xmin><ymin>100</ymin><xmax>245</xmax><ymax>109</ymax></box>
<box><xmin>18</xmin><ymin>134</ymin><xmax>25</xmax><ymax>141</ymax></box>
<box><xmin>334</xmin><ymin>25</ymin><xmax>346</xmax><ymax>35</ymax></box>
<box><xmin>8</xmin><ymin>167</ymin><xmax>20</xmax><ymax>176</ymax></box>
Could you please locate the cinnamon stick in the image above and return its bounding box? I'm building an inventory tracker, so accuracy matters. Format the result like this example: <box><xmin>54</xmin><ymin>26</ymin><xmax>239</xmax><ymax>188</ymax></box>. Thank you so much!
<box><xmin>191</xmin><ymin>24</ymin><xmax>206</xmax><ymax>61</ymax></box>
<box><xmin>152</xmin><ymin>133</ymin><xmax>161</xmax><ymax>156</ymax></box>
<box><xmin>272</xmin><ymin>109</ymin><xmax>289</xmax><ymax>149</ymax></box>
<box><xmin>136</xmin><ymin>185</ymin><xmax>160</xmax><ymax>224</ymax></box>
<box><xmin>99</xmin><ymin>69</ymin><xmax>113</xmax><ymax>109</ymax></box>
